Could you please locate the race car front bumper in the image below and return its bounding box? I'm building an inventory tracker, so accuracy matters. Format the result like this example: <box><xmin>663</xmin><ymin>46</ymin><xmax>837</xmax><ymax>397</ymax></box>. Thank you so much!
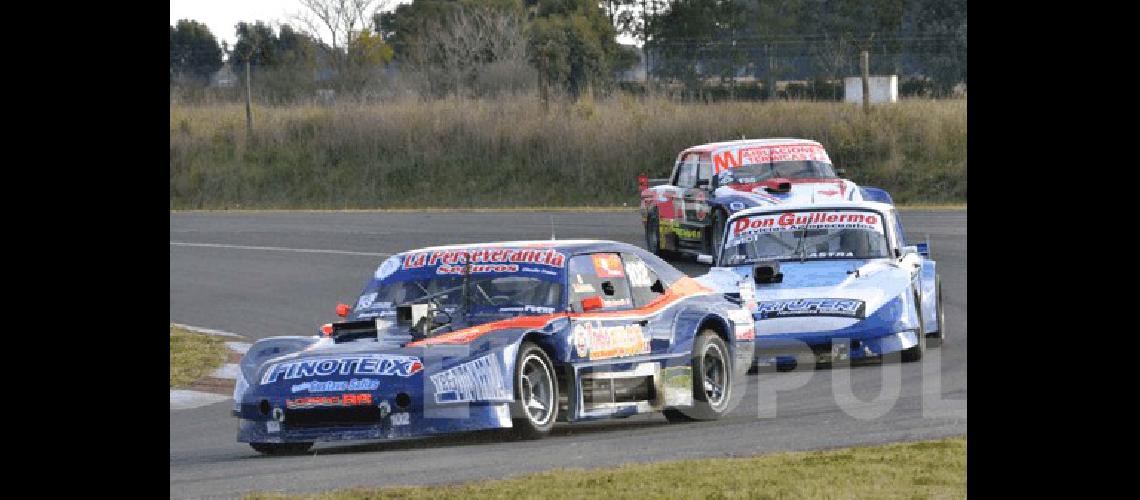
<box><xmin>236</xmin><ymin>401</ymin><xmax>515</xmax><ymax>444</ymax></box>
<box><xmin>752</xmin><ymin>329</ymin><xmax>919</xmax><ymax>366</ymax></box>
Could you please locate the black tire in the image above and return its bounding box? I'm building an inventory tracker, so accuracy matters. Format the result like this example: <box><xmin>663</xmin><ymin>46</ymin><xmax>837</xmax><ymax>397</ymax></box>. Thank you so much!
<box><xmin>707</xmin><ymin>210</ymin><xmax>726</xmax><ymax>261</ymax></box>
<box><xmin>901</xmin><ymin>290</ymin><xmax>926</xmax><ymax>363</ymax></box>
<box><xmin>250</xmin><ymin>442</ymin><xmax>313</xmax><ymax>455</ymax></box>
<box><xmin>511</xmin><ymin>342</ymin><xmax>559</xmax><ymax>439</ymax></box>
<box><xmin>645</xmin><ymin>209</ymin><xmax>665</xmax><ymax>257</ymax></box>
<box><xmin>664</xmin><ymin>330</ymin><xmax>733</xmax><ymax>422</ymax></box>
<box><xmin>928</xmin><ymin>279</ymin><xmax>945</xmax><ymax>347</ymax></box>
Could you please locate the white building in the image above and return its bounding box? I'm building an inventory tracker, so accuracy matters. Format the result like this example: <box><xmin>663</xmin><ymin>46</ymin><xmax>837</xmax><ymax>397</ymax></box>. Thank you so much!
<box><xmin>844</xmin><ymin>75</ymin><xmax>898</xmax><ymax>104</ymax></box>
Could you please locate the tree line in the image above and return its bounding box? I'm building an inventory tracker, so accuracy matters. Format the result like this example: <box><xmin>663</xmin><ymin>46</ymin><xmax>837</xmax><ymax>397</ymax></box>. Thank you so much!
<box><xmin>170</xmin><ymin>0</ymin><xmax>965</xmax><ymax>103</ymax></box>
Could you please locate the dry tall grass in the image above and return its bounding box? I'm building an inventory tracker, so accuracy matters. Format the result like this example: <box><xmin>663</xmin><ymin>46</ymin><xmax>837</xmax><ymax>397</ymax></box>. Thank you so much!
<box><xmin>170</xmin><ymin>94</ymin><xmax>966</xmax><ymax>208</ymax></box>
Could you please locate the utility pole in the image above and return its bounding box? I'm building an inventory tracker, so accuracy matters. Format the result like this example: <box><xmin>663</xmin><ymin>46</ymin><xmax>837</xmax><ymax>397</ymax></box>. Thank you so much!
<box><xmin>245</xmin><ymin>58</ymin><xmax>253</xmax><ymax>134</ymax></box>
<box><xmin>860</xmin><ymin>50</ymin><xmax>870</xmax><ymax>113</ymax></box>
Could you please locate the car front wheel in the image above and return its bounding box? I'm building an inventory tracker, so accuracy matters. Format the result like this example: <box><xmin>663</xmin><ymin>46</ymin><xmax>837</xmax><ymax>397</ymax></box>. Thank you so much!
<box><xmin>511</xmin><ymin>342</ymin><xmax>558</xmax><ymax>439</ymax></box>
<box><xmin>664</xmin><ymin>330</ymin><xmax>732</xmax><ymax>422</ymax></box>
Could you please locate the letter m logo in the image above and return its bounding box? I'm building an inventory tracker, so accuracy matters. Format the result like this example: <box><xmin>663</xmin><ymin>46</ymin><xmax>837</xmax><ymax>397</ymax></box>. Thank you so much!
<box><xmin>712</xmin><ymin>150</ymin><xmax>741</xmax><ymax>174</ymax></box>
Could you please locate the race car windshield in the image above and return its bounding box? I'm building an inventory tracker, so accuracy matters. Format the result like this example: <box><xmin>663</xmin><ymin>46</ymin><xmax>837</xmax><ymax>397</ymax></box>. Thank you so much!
<box><xmin>720</xmin><ymin>210</ymin><xmax>890</xmax><ymax>265</ymax></box>
<box><xmin>359</xmin><ymin>275</ymin><xmax>564</xmax><ymax>314</ymax></box>
<box><xmin>717</xmin><ymin>160</ymin><xmax>837</xmax><ymax>185</ymax></box>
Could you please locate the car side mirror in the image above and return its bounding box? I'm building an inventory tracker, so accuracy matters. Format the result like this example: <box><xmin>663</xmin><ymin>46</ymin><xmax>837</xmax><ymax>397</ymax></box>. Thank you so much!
<box><xmin>915</xmin><ymin>241</ymin><xmax>930</xmax><ymax>257</ymax></box>
<box><xmin>580</xmin><ymin>296</ymin><xmax>604</xmax><ymax>312</ymax></box>
<box><xmin>835</xmin><ymin>167</ymin><xmax>847</xmax><ymax>176</ymax></box>
<box><xmin>696</xmin><ymin>179</ymin><xmax>710</xmax><ymax>188</ymax></box>
<box><xmin>650</xmin><ymin>279</ymin><xmax>665</xmax><ymax>293</ymax></box>
<box><xmin>696</xmin><ymin>254</ymin><xmax>714</xmax><ymax>265</ymax></box>
<box><xmin>336</xmin><ymin>303</ymin><xmax>351</xmax><ymax>317</ymax></box>
<box><xmin>899</xmin><ymin>245</ymin><xmax>918</xmax><ymax>258</ymax></box>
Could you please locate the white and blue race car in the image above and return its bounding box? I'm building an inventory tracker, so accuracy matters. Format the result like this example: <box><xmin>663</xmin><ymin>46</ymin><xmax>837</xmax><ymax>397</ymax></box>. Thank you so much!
<box><xmin>697</xmin><ymin>201</ymin><xmax>945</xmax><ymax>368</ymax></box>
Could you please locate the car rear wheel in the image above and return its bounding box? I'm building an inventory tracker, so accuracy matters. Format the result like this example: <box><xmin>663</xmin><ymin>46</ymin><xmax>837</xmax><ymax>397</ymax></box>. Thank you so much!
<box><xmin>646</xmin><ymin>210</ymin><xmax>664</xmax><ymax>257</ymax></box>
<box><xmin>708</xmin><ymin>210</ymin><xmax>726</xmax><ymax>260</ymax></box>
<box><xmin>511</xmin><ymin>342</ymin><xmax>558</xmax><ymax>439</ymax></box>
<box><xmin>664</xmin><ymin>330</ymin><xmax>732</xmax><ymax>422</ymax></box>
<box><xmin>250</xmin><ymin>442</ymin><xmax>313</xmax><ymax>455</ymax></box>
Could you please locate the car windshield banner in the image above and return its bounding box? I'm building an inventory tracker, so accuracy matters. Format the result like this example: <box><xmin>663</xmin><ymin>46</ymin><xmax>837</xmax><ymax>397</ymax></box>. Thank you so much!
<box><xmin>373</xmin><ymin>246</ymin><xmax>569</xmax><ymax>283</ymax></box>
<box><xmin>712</xmin><ymin>144</ymin><xmax>831</xmax><ymax>173</ymax></box>
<box><xmin>728</xmin><ymin>210</ymin><xmax>884</xmax><ymax>246</ymax></box>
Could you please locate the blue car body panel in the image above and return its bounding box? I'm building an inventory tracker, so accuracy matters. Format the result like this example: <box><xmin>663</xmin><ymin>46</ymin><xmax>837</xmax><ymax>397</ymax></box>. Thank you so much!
<box><xmin>697</xmin><ymin>201</ymin><xmax>942</xmax><ymax>365</ymax></box>
<box><xmin>234</xmin><ymin>241</ymin><xmax>754</xmax><ymax>445</ymax></box>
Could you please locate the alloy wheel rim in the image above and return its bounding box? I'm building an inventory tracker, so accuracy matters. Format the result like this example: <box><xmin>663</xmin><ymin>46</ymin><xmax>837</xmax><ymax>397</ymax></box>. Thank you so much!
<box><xmin>702</xmin><ymin>343</ymin><xmax>727</xmax><ymax>407</ymax></box>
<box><xmin>520</xmin><ymin>354</ymin><xmax>554</xmax><ymax>425</ymax></box>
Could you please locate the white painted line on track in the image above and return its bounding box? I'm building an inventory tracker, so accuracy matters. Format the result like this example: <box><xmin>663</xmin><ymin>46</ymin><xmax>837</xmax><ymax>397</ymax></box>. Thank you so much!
<box><xmin>210</xmin><ymin>363</ymin><xmax>240</xmax><ymax>380</ymax></box>
<box><xmin>170</xmin><ymin>241</ymin><xmax>391</xmax><ymax>257</ymax></box>
<box><xmin>170</xmin><ymin>390</ymin><xmax>230</xmax><ymax>410</ymax></box>
<box><xmin>171</xmin><ymin>322</ymin><xmax>246</xmax><ymax>338</ymax></box>
<box><xmin>225</xmin><ymin>341</ymin><xmax>251</xmax><ymax>354</ymax></box>
<box><xmin>170</xmin><ymin>329</ymin><xmax>252</xmax><ymax>410</ymax></box>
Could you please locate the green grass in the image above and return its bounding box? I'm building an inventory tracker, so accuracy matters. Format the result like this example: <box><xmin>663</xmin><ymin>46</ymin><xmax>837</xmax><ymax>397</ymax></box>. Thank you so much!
<box><xmin>169</xmin><ymin>324</ymin><xmax>228</xmax><ymax>388</ymax></box>
<box><xmin>245</xmin><ymin>436</ymin><xmax>966</xmax><ymax>499</ymax></box>
<box><xmin>170</xmin><ymin>96</ymin><xmax>966</xmax><ymax>209</ymax></box>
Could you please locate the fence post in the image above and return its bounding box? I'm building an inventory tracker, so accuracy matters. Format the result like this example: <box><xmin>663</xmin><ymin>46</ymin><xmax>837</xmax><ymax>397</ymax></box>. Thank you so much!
<box><xmin>860</xmin><ymin>50</ymin><xmax>870</xmax><ymax>113</ymax></box>
<box><xmin>245</xmin><ymin>59</ymin><xmax>253</xmax><ymax>134</ymax></box>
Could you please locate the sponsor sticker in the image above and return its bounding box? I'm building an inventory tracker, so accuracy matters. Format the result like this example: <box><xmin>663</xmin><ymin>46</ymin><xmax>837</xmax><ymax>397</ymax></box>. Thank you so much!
<box><xmin>355</xmin><ymin>292</ymin><xmax>378</xmax><ymax>311</ymax></box>
<box><xmin>375</xmin><ymin>256</ymin><xmax>402</xmax><ymax>281</ymax></box>
<box><xmin>285</xmin><ymin>392</ymin><xmax>374</xmax><ymax>409</ymax></box>
<box><xmin>499</xmin><ymin>305</ymin><xmax>556</xmax><ymax>314</ymax></box>
<box><xmin>572</xmin><ymin>283</ymin><xmax>596</xmax><ymax>294</ymax></box>
<box><xmin>592</xmin><ymin>253</ymin><xmax>625</xmax><ymax>278</ymax></box>
<box><xmin>572</xmin><ymin>322</ymin><xmax>651</xmax><ymax>360</ymax></box>
<box><xmin>756</xmin><ymin>298</ymin><xmax>866</xmax><ymax>319</ymax></box>
<box><xmin>290</xmin><ymin>378</ymin><xmax>381</xmax><ymax>393</ymax></box>
<box><xmin>401</xmin><ymin>248</ymin><xmax>567</xmax><ymax>271</ymax></box>
<box><xmin>713</xmin><ymin>144</ymin><xmax>831</xmax><ymax>173</ymax></box>
<box><xmin>728</xmin><ymin>210</ymin><xmax>884</xmax><ymax>245</ymax></box>
<box><xmin>261</xmin><ymin>354</ymin><xmax>424</xmax><ymax>385</ymax></box>
<box><xmin>429</xmin><ymin>353</ymin><xmax>512</xmax><ymax>404</ymax></box>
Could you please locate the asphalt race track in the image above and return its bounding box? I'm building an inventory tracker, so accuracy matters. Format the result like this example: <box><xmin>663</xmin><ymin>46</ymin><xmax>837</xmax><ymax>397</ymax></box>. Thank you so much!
<box><xmin>170</xmin><ymin>209</ymin><xmax>966</xmax><ymax>498</ymax></box>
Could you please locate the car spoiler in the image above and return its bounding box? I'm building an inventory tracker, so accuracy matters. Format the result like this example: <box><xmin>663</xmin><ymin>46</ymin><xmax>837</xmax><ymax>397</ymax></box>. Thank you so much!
<box><xmin>637</xmin><ymin>173</ymin><xmax>670</xmax><ymax>192</ymax></box>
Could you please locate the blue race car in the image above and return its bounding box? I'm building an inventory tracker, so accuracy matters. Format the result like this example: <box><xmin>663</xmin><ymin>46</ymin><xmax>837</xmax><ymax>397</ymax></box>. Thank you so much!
<box><xmin>233</xmin><ymin>240</ymin><xmax>756</xmax><ymax>454</ymax></box>
<box><xmin>699</xmin><ymin>201</ymin><xmax>945</xmax><ymax>368</ymax></box>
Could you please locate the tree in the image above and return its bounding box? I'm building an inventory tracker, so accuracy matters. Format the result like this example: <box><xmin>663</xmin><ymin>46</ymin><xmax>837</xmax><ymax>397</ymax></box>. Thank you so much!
<box><xmin>903</xmin><ymin>0</ymin><xmax>965</xmax><ymax>95</ymax></box>
<box><xmin>170</xmin><ymin>19</ymin><xmax>224</xmax><ymax>84</ymax></box>
<box><xmin>294</xmin><ymin>0</ymin><xmax>389</xmax><ymax>69</ymax></box>
<box><xmin>644</xmin><ymin>0</ymin><xmax>747</xmax><ymax>95</ymax></box>
<box><xmin>528</xmin><ymin>0</ymin><xmax>631</xmax><ymax>100</ymax></box>
<box><xmin>228</xmin><ymin>21</ymin><xmax>323</xmax><ymax>102</ymax></box>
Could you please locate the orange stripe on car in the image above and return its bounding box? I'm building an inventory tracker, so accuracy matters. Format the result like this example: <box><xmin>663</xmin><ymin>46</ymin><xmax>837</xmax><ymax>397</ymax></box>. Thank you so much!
<box><xmin>408</xmin><ymin>277</ymin><xmax>713</xmax><ymax>346</ymax></box>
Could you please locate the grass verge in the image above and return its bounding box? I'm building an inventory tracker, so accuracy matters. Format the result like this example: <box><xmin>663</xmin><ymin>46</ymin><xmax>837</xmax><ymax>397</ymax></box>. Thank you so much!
<box><xmin>170</xmin><ymin>324</ymin><xmax>228</xmax><ymax>388</ymax></box>
<box><xmin>171</xmin><ymin>96</ymin><xmax>965</xmax><ymax>209</ymax></box>
<box><xmin>245</xmin><ymin>436</ymin><xmax>966</xmax><ymax>499</ymax></box>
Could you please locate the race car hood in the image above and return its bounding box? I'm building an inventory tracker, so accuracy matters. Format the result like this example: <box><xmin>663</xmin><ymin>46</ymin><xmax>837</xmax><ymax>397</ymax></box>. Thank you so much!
<box><xmin>714</xmin><ymin>179</ymin><xmax>857</xmax><ymax>207</ymax></box>
<box><xmin>698</xmin><ymin>259</ymin><xmax>911</xmax><ymax>334</ymax></box>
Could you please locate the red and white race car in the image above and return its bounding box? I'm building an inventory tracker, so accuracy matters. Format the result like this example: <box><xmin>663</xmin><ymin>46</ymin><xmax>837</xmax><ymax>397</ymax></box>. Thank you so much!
<box><xmin>638</xmin><ymin>138</ymin><xmax>894</xmax><ymax>261</ymax></box>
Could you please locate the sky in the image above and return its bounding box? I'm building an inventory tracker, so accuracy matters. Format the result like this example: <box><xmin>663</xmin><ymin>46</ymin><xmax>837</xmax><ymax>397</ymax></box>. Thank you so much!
<box><xmin>170</xmin><ymin>0</ymin><xmax>412</xmax><ymax>51</ymax></box>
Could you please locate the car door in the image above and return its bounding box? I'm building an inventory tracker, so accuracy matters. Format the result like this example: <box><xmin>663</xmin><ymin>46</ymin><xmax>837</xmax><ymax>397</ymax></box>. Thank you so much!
<box><xmin>565</xmin><ymin>253</ymin><xmax>652</xmax><ymax>363</ymax></box>
<box><xmin>620</xmin><ymin>252</ymin><xmax>676</xmax><ymax>355</ymax></box>
<box><xmin>679</xmin><ymin>153</ymin><xmax>713</xmax><ymax>225</ymax></box>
